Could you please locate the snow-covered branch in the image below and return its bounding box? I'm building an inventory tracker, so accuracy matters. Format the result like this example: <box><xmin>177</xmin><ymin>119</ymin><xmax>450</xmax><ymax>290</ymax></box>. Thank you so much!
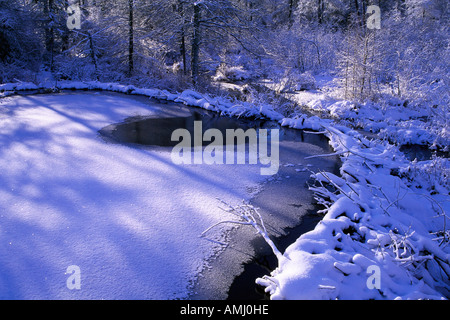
<box><xmin>201</xmin><ymin>199</ymin><xmax>284</xmax><ymax>262</ymax></box>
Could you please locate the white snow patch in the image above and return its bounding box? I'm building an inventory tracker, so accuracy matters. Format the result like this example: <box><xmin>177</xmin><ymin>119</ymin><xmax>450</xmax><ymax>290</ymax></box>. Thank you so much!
<box><xmin>0</xmin><ymin>91</ymin><xmax>269</xmax><ymax>299</ymax></box>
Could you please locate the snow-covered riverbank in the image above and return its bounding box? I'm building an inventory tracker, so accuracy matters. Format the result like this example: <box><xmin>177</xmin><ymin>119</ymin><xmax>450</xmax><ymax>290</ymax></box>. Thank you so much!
<box><xmin>255</xmin><ymin>77</ymin><xmax>449</xmax><ymax>299</ymax></box>
<box><xmin>1</xmin><ymin>80</ymin><xmax>448</xmax><ymax>299</ymax></box>
<box><xmin>258</xmin><ymin>119</ymin><xmax>449</xmax><ymax>299</ymax></box>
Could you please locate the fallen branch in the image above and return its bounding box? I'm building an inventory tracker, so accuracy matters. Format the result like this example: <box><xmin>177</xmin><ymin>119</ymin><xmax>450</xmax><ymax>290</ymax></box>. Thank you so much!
<box><xmin>200</xmin><ymin>199</ymin><xmax>285</xmax><ymax>262</ymax></box>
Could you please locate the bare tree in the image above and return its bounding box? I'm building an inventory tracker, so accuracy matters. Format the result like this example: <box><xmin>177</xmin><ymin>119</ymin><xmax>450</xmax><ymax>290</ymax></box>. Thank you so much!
<box><xmin>128</xmin><ymin>0</ymin><xmax>134</xmax><ymax>76</ymax></box>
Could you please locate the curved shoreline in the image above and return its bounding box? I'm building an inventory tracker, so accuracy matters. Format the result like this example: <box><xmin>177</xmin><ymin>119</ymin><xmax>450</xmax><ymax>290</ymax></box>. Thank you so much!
<box><xmin>189</xmin><ymin>130</ymin><xmax>341</xmax><ymax>300</ymax></box>
<box><xmin>2</xmin><ymin>86</ymin><xmax>342</xmax><ymax>300</ymax></box>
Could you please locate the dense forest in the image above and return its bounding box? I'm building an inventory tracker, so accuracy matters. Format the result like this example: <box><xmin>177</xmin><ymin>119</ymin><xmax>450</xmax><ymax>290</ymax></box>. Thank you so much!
<box><xmin>0</xmin><ymin>0</ymin><xmax>448</xmax><ymax>106</ymax></box>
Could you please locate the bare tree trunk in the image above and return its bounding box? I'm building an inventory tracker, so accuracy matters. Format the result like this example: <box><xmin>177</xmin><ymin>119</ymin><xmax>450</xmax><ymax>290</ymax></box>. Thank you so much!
<box><xmin>288</xmin><ymin>0</ymin><xmax>297</xmax><ymax>28</ymax></box>
<box><xmin>354</xmin><ymin>0</ymin><xmax>359</xmax><ymax>15</ymax></box>
<box><xmin>128</xmin><ymin>0</ymin><xmax>134</xmax><ymax>76</ymax></box>
<box><xmin>360</xmin><ymin>35</ymin><xmax>369</xmax><ymax>99</ymax></box>
<box><xmin>181</xmin><ymin>29</ymin><xmax>187</xmax><ymax>75</ymax></box>
<box><xmin>318</xmin><ymin>0</ymin><xmax>324</xmax><ymax>24</ymax></box>
<box><xmin>44</xmin><ymin>0</ymin><xmax>54</xmax><ymax>72</ymax></box>
<box><xmin>88</xmin><ymin>32</ymin><xmax>98</xmax><ymax>80</ymax></box>
<box><xmin>178</xmin><ymin>0</ymin><xmax>187</xmax><ymax>75</ymax></box>
<box><xmin>191</xmin><ymin>3</ymin><xmax>201</xmax><ymax>86</ymax></box>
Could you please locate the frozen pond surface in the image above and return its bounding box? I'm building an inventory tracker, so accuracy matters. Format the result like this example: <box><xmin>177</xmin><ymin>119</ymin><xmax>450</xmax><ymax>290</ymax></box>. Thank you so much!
<box><xmin>98</xmin><ymin>93</ymin><xmax>341</xmax><ymax>299</ymax></box>
<box><xmin>0</xmin><ymin>91</ymin><xmax>339</xmax><ymax>299</ymax></box>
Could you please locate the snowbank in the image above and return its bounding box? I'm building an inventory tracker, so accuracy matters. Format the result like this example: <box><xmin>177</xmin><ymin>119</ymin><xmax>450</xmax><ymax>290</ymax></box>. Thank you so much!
<box><xmin>213</xmin><ymin>65</ymin><xmax>253</xmax><ymax>82</ymax></box>
<box><xmin>257</xmin><ymin>120</ymin><xmax>449</xmax><ymax>300</ymax></box>
<box><xmin>1</xmin><ymin>80</ymin><xmax>285</xmax><ymax>122</ymax></box>
<box><xmin>0</xmin><ymin>82</ymin><xmax>39</xmax><ymax>92</ymax></box>
<box><xmin>291</xmin><ymin>91</ymin><xmax>449</xmax><ymax>149</ymax></box>
<box><xmin>273</xmin><ymin>71</ymin><xmax>317</xmax><ymax>93</ymax></box>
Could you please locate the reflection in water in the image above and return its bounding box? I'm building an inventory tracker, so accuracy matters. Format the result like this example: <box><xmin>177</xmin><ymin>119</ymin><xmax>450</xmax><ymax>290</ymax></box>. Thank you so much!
<box><xmin>99</xmin><ymin>107</ymin><xmax>330</xmax><ymax>150</ymax></box>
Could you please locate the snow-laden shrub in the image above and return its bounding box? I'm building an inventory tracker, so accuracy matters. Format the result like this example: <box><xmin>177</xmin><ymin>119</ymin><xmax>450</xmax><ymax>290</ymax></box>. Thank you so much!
<box><xmin>257</xmin><ymin>123</ymin><xmax>450</xmax><ymax>300</ymax></box>
<box><xmin>274</xmin><ymin>70</ymin><xmax>317</xmax><ymax>93</ymax></box>
<box><xmin>213</xmin><ymin>64</ymin><xmax>252</xmax><ymax>82</ymax></box>
<box><xmin>399</xmin><ymin>157</ymin><xmax>450</xmax><ymax>194</ymax></box>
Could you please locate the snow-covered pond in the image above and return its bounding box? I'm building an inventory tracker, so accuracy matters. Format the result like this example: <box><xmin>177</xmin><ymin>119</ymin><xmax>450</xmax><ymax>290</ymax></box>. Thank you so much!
<box><xmin>0</xmin><ymin>91</ymin><xmax>339</xmax><ymax>299</ymax></box>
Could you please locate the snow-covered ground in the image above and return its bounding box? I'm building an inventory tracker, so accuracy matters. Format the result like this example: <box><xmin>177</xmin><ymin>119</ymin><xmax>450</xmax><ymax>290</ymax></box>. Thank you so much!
<box><xmin>274</xmin><ymin>74</ymin><xmax>449</xmax><ymax>150</ymax></box>
<box><xmin>0</xmin><ymin>90</ymin><xmax>270</xmax><ymax>299</ymax></box>
<box><xmin>1</xmin><ymin>80</ymin><xmax>449</xmax><ymax>300</ymax></box>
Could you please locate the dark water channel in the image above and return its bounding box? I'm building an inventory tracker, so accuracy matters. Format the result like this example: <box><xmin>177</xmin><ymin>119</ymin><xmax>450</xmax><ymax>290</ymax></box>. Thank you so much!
<box><xmin>99</xmin><ymin>96</ymin><xmax>341</xmax><ymax>300</ymax></box>
<box><xmin>100</xmin><ymin>106</ymin><xmax>285</xmax><ymax>148</ymax></box>
<box><xmin>227</xmin><ymin>208</ymin><xmax>323</xmax><ymax>300</ymax></box>
<box><xmin>399</xmin><ymin>144</ymin><xmax>449</xmax><ymax>161</ymax></box>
